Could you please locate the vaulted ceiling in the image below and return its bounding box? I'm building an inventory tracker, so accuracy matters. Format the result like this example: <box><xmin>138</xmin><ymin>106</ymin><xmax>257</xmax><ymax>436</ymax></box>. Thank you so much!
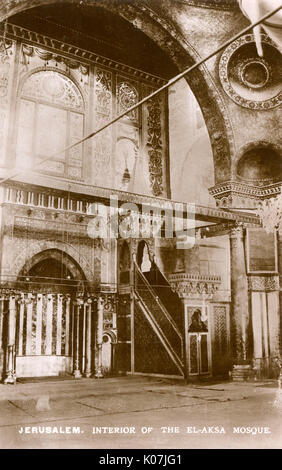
<box><xmin>11</xmin><ymin>3</ymin><xmax>178</xmax><ymax>79</ymax></box>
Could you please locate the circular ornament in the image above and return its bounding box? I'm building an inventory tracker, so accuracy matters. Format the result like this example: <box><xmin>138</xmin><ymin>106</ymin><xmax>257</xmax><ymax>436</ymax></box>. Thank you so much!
<box><xmin>219</xmin><ymin>33</ymin><xmax>282</xmax><ymax>109</ymax></box>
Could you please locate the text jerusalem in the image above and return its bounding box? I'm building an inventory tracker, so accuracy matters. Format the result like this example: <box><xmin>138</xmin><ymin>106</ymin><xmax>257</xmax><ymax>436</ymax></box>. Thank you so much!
<box><xmin>18</xmin><ymin>425</ymin><xmax>271</xmax><ymax>435</ymax></box>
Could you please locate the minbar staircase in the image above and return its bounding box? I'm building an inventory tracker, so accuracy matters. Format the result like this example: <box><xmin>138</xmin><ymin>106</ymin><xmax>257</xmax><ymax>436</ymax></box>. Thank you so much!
<box><xmin>133</xmin><ymin>261</ymin><xmax>185</xmax><ymax>377</ymax></box>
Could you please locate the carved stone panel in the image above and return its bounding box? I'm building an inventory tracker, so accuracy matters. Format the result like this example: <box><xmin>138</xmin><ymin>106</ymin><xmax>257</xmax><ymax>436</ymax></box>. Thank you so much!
<box><xmin>0</xmin><ymin>40</ymin><xmax>15</xmax><ymax>164</ymax></box>
<box><xmin>142</xmin><ymin>85</ymin><xmax>167</xmax><ymax>197</ymax></box>
<box><xmin>212</xmin><ymin>305</ymin><xmax>230</xmax><ymax>376</ymax></box>
<box><xmin>93</xmin><ymin>67</ymin><xmax>113</xmax><ymax>186</ymax></box>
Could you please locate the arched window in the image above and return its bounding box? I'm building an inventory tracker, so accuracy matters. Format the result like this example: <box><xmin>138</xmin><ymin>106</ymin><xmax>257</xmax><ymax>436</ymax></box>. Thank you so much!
<box><xmin>16</xmin><ymin>70</ymin><xmax>84</xmax><ymax>179</ymax></box>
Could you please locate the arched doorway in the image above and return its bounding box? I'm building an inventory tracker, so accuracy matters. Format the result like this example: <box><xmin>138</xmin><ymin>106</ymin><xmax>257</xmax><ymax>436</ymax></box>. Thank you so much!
<box><xmin>14</xmin><ymin>249</ymin><xmax>89</xmax><ymax>378</ymax></box>
<box><xmin>187</xmin><ymin>306</ymin><xmax>211</xmax><ymax>377</ymax></box>
<box><xmin>137</xmin><ymin>241</ymin><xmax>152</xmax><ymax>274</ymax></box>
<box><xmin>101</xmin><ymin>331</ymin><xmax>117</xmax><ymax>376</ymax></box>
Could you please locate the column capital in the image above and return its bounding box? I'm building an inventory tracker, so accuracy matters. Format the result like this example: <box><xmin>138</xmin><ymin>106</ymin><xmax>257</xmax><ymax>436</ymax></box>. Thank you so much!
<box><xmin>75</xmin><ymin>293</ymin><xmax>85</xmax><ymax>307</ymax></box>
<box><xmin>100</xmin><ymin>293</ymin><xmax>116</xmax><ymax>310</ymax></box>
<box><xmin>168</xmin><ymin>273</ymin><xmax>221</xmax><ymax>300</ymax></box>
<box><xmin>230</xmin><ymin>223</ymin><xmax>245</xmax><ymax>240</ymax></box>
<box><xmin>25</xmin><ymin>293</ymin><xmax>35</xmax><ymax>304</ymax></box>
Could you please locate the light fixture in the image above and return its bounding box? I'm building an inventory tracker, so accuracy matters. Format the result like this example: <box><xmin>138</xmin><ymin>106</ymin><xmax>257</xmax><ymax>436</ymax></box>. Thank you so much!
<box><xmin>122</xmin><ymin>167</ymin><xmax>130</xmax><ymax>185</ymax></box>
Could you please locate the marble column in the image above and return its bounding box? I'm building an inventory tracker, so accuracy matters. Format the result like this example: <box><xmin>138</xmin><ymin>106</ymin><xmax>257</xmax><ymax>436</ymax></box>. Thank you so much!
<box><xmin>0</xmin><ymin>296</ymin><xmax>4</xmax><ymax>380</ymax></box>
<box><xmin>4</xmin><ymin>296</ymin><xmax>17</xmax><ymax>384</ymax></box>
<box><xmin>65</xmin><ymin>295</ymin><xmax>71</xmax><ymax>356</ymax></box>
<box><xmin>230</xmin><ymin>224</ymin><xmax>250</xmax><ymax>369</ymax></box>
<box><xmin>85</xmin><ymin>301</ymin><xmax>92</xmax><ymax>378</ymax></box>
<box><xmin>95</xmin><ymin>296</ymin><xmax>104</xmax><ymax>378</ymax></box>
<box><xmin>73</xmin><ymin>300</ymin><xmax>82</xmax><ymax>379</ymax></box>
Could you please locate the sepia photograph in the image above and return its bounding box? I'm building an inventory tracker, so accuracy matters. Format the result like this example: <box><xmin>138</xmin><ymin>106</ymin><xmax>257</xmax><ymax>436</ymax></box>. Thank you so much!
<box><xmin>0</xmin><ymin>0</ymin><xmax>281</xmax><ymax>453</ymax></box>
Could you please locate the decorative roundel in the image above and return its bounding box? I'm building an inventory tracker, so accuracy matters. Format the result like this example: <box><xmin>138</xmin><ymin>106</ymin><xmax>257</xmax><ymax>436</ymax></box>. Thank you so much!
<box><xmin>219</xmin><ymin>33</ymin><xmax>282</xmax><ymax>109</ymax></box>
<box><xmin>42</xmin><ymin>73</ymin><xmax>65</xmax><ymax>98</ymax></box>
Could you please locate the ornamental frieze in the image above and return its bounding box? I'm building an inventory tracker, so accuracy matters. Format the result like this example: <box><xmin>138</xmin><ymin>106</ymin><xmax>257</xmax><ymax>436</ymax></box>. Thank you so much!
<box><xmin>5</xmin><ymin>22</ymin><xmax>164</xmax><ymax>87</ymax></box>
<box><xmin>248</xmin><ymin>275</ymin><xmax>279</xmax><ymax>292</ymax></box>
<box><xmin>169</xmin><ymin>273</ymin><xmax>221</xmax><ymax>299</ymax></box>
<box><xmin>209</xmin><ymin>180</ymin><xmax>282</xmax><ymax>209</ymax></box>
<box><xmin>0</xmin><ymin>288</ymin><xmax>116</xmax><ymax>304</ymax></box>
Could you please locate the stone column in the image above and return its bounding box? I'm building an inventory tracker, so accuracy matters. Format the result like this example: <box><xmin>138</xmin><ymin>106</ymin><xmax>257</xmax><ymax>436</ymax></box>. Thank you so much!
<box><xmin>0</xmin><ymin>296</ymin><xmax>4</xmax><ymax>380</ymax></box>
<box><xmin>4</xmin><ymin>295</ymin><xmax>17</xmax><ymax>384</ymax></box>
<box><xmin>56</xmin><ymin>294</ymin><xmax>63</xmax><ymax>356</ymax></box>
<box><xmin>73</xmin><ymin>299</ymin><xmax>82</xmax><ymax>379</ymax></box>
<box><xmin>25</xmin><ymin>294</ymin><xmax>34</xmax><ymax>356</ymax></box>
<box><xmin>230</xmin><ymin>224</ymin><xmax>251</xmax><ymax>379</ymax></box>
<box><xmin>85</xmin><ymin>300</ymin><xmax>92</xmax><ymax>378</ymax></box>
<box><xmin>35</xmin><ymin>294</ymin><xmax>43</xmax><ymax>356</ymax></box>
<box><xmin>278</xmin><ymin>230</ymin><xmax>282</xmax><ymax>359</ymax></box>
<box><xmin>81</xmin><ymin>303</ymin><xmax>86</xmax><ymax>373</ymax></box>
<box><xmin>95</xmin><ymin>296</ymin><xmax>104</xmax><ymax>378</ymax></box>
<box><xmin>65</xmin><ymin>295</ymin><xmax>71</xmax><ymax>357</ymax></box>
<box><xmin>45</xmin><ymin>294</ymin><xmax>53</xmax><ymax>356</ymax></box>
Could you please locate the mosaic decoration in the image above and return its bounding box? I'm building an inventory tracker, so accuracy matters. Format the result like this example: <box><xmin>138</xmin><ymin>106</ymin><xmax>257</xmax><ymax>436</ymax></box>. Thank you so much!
<box><xmin>117</xmin><ymin>78</ymin><xmax>139</xmax><ymax>121</ymax></box>
<box><xmin>219</xmin><ymin>34</ymin><xmax>282</xmax><ymax>109</ymax></box>
<box><xmin>146</xmin><ymin>93</ymin><xmax>164</xmax><ymax>197</ymax></box>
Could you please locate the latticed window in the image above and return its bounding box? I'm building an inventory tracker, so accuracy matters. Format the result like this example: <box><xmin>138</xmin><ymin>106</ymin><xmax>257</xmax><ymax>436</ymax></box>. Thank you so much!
<box><xmin>16</xmin><ymin>70</ymin><xmax>84</xmax><ymax>180</ymax></box>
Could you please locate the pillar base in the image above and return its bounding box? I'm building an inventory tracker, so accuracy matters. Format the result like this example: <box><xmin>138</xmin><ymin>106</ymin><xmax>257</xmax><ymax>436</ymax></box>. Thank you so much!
<box><xmin>95</xmin><ymin>370</ymin><xmax>104</xmax><ymax>379</ymax></box>
<box><xmin>232</xmin><ymin>364</ymin><xmax>255</xmax><ymax>382</ymax></box>
<box><xmin>73</xmin><ymin>370</ymin><xmax>82</xmax><ymax>379</ymax></box>
<box><xmin>84</xmin><ymin>371</ymin><xmax>92</xmax><ymax>378</ymax></box>
<box><xmin>4</xmin><ymin>373</ymin><xmax>16</xmax><ymax>385</ymax></box>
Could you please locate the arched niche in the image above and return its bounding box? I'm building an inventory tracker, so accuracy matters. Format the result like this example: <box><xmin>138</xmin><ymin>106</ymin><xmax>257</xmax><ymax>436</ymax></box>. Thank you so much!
<box><xmin>2</xmin><ymin>0</ymin><xmax>233</xmax><ymax>184</ymax></box>
<box><xmin>137</xmin><ymin>240</ymin><xmax>152</xmax><ymax>273</ymax></box>
<box><xmin>13</xmin><ymin>239</ymin><xmax>95</xmax><ymax>284</ymax></box>
<box><xmin>15</xmin><ymin>68</ymin><xmax>85</xmax><ymax>179</ymax></box>
<box><xmin>236</xmin><ymin>144</ymin><xmax>282</xmax><ymax>184</ymax></box>
<box><xmin>17</xmin><ymin>248</ymin><xmax>88</xmax><ymax>292</ymax></box>
<box><xmin>102</xmin><ymin>330</ymin><xmax>117</xmax><ymax>376</ymax></box>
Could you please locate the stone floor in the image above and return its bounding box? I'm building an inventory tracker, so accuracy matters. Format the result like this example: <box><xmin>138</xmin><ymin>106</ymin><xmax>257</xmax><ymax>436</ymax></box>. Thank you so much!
<box><xmin>0</xmin><ymin>375</ymin><xmax>281</xmax><ymax>449</ymax></box>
